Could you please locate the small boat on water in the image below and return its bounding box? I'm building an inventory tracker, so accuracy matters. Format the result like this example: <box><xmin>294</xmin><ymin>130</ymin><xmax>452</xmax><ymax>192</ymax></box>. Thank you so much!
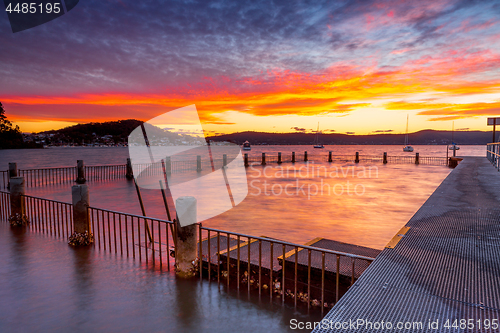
<box><xmin>242</xmin><ymin>141</ymin><xmax>251</xmax><ymax>151</ymax></box>
<box><xmin>313</xmin><ymin>122</ymin><xmax>324</xmax><ymax>148</ymax></box>
<box><xmin>403</xmin><ymin>114</ymin><xmax>414</xmax><ymax>152</ymax></box>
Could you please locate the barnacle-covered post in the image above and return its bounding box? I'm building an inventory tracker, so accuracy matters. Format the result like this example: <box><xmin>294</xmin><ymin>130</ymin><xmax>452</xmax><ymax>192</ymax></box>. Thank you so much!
<box><xmin>175</xmin><ymin>196</ymin><xmax>198</xmax><ymax>278</ymax></box>
<box><xmin>10</xmin><ymin>177</ymin><xmax>26</xmax><ymax>218</ymax></box>
<box><xmin>69</xmin><ymin>184</ymin><xmax>93</xmax><ymax>246</ymax></box>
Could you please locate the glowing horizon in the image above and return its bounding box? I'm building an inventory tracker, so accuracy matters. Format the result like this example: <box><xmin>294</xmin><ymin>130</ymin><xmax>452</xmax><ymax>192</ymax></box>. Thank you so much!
<box><xmin>2</xmin><ymin>0</ymin><xmax>500</xmax><ymax>135</ymax></box>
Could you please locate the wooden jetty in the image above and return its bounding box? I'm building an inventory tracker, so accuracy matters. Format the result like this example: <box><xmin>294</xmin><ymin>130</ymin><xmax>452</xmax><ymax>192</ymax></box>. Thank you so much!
<box><xmin>314</xmin><ymin>157</ymin><xmax>500</xmax><ymax>332</ymax></box>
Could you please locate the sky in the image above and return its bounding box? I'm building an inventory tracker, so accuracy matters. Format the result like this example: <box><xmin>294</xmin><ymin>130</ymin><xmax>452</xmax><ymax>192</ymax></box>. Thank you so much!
<box><xmin>1</xmin><ymin>0</ymin><xmax>500</xmax><ymax>135</ymax></box>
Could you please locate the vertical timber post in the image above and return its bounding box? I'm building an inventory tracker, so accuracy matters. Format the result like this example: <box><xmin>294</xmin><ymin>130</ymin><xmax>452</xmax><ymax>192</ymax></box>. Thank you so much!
<box><xmin>72</xmin><ymin>185</ymin><xmax>91</xmax><ymax>235</ymax></box>
<box><xmin>415</xmin><ymin>153</ymin><xmax>419</xmax><ymax>165</ymax></box>
<box><xmin>165</xmin><ymin>156</ymin><xmax>172</xmax><ymax>174</ymax></box>
<box><xmin>126</xmin><ymin>158</ymin><xmax>134</xmax><ymax>180</ymax></box>
<box><xmin>175</xmin><ymin>196</ymin><xmax>198</xmax><ymax>278</ymax></box>
<box><xmin>292</xmin><ymin>152</ymin><xmax>295</xmax><ymax>163</ymax></box>
<box><xmin>355</xmin><ymin>152</ymin><xmax>360</xmax><ymax>163</ymax></box>
<box><xmin>277</xmin><ymin>152</ymin><xmax>282</xmax><ymax>164</ymax></box>
<box><xmin>76</xmin><ymin>160</ymin><xmax>86</xmax><ymax>184</ymax></box>
<box><xmin>197</xmin><ymin>155</ymin><xmax>202</xmax><ymax>172</ymax></box>
<box><xmin>223</xmin><ymin>154</ymin><xmax>228</xmax><ymax>168</ymax></box>
<box><xmin>261</xmin><ymin>153</ymin><xmax>266</xmax><ymax>165</ymax></box>
<box><xmin>244</xmin><ymin>154</ymin><xmax>249</xmax><ymax>167</ymax></box>
<box><xmin>383</xmin><ymin>152</ymin><xmax>387</xmax><ymax>164</ymax></box>
<box><xmin>328</xmin><ymin>151</ymin><xmax>332</xmax><ymax>162</ymax></box>
<box><xmin>304</xmin><ymin>151</ymin><xmax>308</xmax><ymax>162</ymax></box>
<box><xmin>10</xmin><ymin>177</ymin><xmax>26</xmax><ymax>218</ymax></box>
<box><xmin>8</xmin><ymin>162</ymin><xmax>17</xmax><ymax>189</ymax></box>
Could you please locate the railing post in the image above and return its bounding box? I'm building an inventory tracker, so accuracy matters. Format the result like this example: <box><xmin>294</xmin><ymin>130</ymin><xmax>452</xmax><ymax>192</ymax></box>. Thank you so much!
<box><xmin>355</xmin><ymin>152</ymin><xmax>359</xmax><ymax>163</ymax></box>
<box><xmin>328</xmin><ymin>151</ymin><xmax>332</xmax><ymax>162</ymax></box>
<box><xmin>415</xmin><ymin>153</ymin><xmax>420</xmax><ymax>165</ymax></box>
<box><xmin>292</xmin><ymin>152</ymin><xmax>295</xmax><ymax>163</ymax></box>
<box><xmin>76</xmin><ymin>160</ymin><xmax>86</xmax><ymax>184</ymax></box>
<box><xmin>304</xmin><ymin>151</ymin><xmax>308</xmax><ymax>162</ymax></box>
<box><xmin>223</xmin><ymin>154</ymin><xmax>227</xmax><ymax>168</ymax></box>
<box><xmin>277</xmin><ymin>152</ymin><xmax>282</xmax><ymax>164</ymax></box>
<box><xmin>126</xmin><ymin>158</ymin><xmax>134</xmax><ymax>180</ymax></box>
<box><xmin>197</xmin><ymin>155</ymin><xmax>202</xmax><ymax>172</ymax></box>
<box><xmin>165</xmin><ymin>156</ymin><xmax>172</xmax><ymax>174</ymax></box>
<box><xmin>175</xmin><ymin>196</ymin><xmax>198</xmax><ymax>278</ymax></box>
<box><xmin>10</xmin><ymin>177</ymin><xmax>25</xmax><ymax>218</ymax></box>
<box><xmin>8</xmin><ymin>162</ymin><xmax>17</xmax><ymax>189</ymax></box>
<box><xmin>244</xmin><ymin>153</ymin><xmax>249</xmax><ymax>167</ymax></box>
<box><xmin>261</xmin><ymin>153</ymin><xmax>266</xmax><ymax>165</ymax></box>
<box><xmin>383</xmin><ymin>152</ymin><xmax>387</xmax><ymax>164</ymax></box>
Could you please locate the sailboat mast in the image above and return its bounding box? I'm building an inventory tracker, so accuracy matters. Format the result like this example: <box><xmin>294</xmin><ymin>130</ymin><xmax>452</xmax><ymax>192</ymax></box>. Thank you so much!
<box><xmin>405</xmin><ymin>114</ymin><xmax>409</xmax><ymax>145</ymax></box>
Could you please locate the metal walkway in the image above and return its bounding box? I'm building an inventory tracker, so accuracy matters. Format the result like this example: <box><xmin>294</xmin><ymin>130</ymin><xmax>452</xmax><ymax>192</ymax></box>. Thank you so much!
<box><xmin>314</xmin><ymin>157</ymin><xmax>500</xmax><ymax>333</ymax></box>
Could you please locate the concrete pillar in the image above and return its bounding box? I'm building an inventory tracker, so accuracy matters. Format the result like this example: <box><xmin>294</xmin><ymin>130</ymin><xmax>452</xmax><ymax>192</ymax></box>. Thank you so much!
<box><xmin>76</xmin><ymin>160</ymin><xmax>86</xmax><ymax>184</ymax></box>
<box><xmin>355</xmin><ymin>152</ymin><xmax>360</xmax><ymax>163</ymax></box>
<box><xmin>261</xmin><ymin>153</ymin><xmax>266</xmax><ymax>165</ymax></box>
<box><xmin>72</xmin><ymin>185</ymin><xmax>90</xmax><ymax>234</ymax></box>
<box><xmin>197</xmin><ymin>155</ymin><xmax>202</xmax><ymax>172</ymax></box>
<box><xmin>328</xmin><ymin>151</ymin><xmax>332</xmax><ymax>162</ymax></box>
<box><xmin>292</xmin><ymin>152</ymin><xmax>295</xmax><ymax>163</ymax></box>
<box><xmin>277</xmin><ymin>152</ymin><xmax>282</xmax><ymax>164</ymax></box>
<box><xmin>415</xmin><ymin>153</ymin><xmax>420</xmax><ymax>165</ymax></box>
<box><xmin>223</xmin><ymin>154</ymin><xmax>227</xmax><ymax>168</ymax></box>
<box><xmin>126</xmin><ymin>158</ymin><xmax>134</xmax><ymax>180</ymax></box>
<box><xmin>175</xmin><ymin>196</ymin><xmax>198</xmax><ymax>278</ymax></box>
<box><xmin>244</xmin><ymin>154</ymin><xmax>249</xmax><ymax>167</ymax></box>
<box><xmin>383</xmin><ymin>152</ymin><xmax>387</xmax><ymax>164</ymax></box>
<box><xmin>10</xmin><ymin>177</ymin><xmax>25</xmax><ymax>217</ymax></box>
<box><xmin>304</xmin><ymin>151</ymin><xmax>308</xmax><ymax>162</ymax></box>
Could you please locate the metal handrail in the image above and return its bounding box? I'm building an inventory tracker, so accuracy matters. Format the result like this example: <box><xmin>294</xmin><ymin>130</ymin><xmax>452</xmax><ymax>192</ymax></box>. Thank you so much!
<box><xmin>200</xmin><ymin>225</ymin><xmax>375</xmax><ymax>262</ymax></box>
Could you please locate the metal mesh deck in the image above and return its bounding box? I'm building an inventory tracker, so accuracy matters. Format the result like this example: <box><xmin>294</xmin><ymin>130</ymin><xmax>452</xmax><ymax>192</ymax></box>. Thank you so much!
<box><xmin>314</xmin><ymin>157</ymin><xmax>500</xmax><ymax>333</ymax></box>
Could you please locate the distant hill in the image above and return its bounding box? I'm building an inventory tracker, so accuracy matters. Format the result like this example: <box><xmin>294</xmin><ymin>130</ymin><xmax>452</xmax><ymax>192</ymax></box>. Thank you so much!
<box><xmin>37</xmin><ymin>120</ymin><xmax>494</xmax><ymax>146</ymax></box>
<box><xmin>207</xmin><ymin>130</ymin><xmax>493</xmax><ymax>145</ymax></box>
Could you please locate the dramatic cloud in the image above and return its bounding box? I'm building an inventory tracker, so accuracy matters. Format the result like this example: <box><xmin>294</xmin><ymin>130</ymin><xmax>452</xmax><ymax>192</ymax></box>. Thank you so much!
<box><xmin>1</xmin><ymin>0</ymin><xmax>500</xmax><ymax>132</ymax></box>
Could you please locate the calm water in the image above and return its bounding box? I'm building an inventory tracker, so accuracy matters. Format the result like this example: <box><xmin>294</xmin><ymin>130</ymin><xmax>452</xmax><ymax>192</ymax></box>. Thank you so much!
<box><xmin>3</xmin><ymin>145</ymin><xmax>484</xmax><ymax>249</ymax></box>
<box><xmin>0</xmin><ymin>223</ymin><xmax>317</xmax><ymax>333</ymax></box>
<box><xmin>0</xmin><ymin>145</ymin><xmax>486</xmax><ymax>332</ymax></box>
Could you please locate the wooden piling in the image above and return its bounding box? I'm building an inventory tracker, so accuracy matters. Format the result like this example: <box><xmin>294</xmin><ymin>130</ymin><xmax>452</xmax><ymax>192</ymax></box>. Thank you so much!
<box><xmin>223</xmin><ymin>154</ymin><xmax>228</xmax><ymax>168</ymax></box>
<box><xmin>244</xmin><ymin>154</ymin><xmax>249</xmax><ymax>167</ymax></box>
<box><xmin>415</xmin><ymin>153</ymin><xmax>420</xmax><ymax>165</ymax></box>
<box><xmin>126</xmin><ymin>158</ymin><xmax>134</xmax><ymax>180</ymax></box>
<box><xmin>304</xmin><ymin>151</ymin><xmax>308</xmax><ymax>162</ymax></box>
<box><xmin>328</xmin><ymin>151</ymin><xmax>332</xmax><ymax>162</ymax></box>
<box><xmin>355</xmin><ymin>152</ymin><xmax>360</xmax><ymax>163</ymax></box>
<box><xmin>278</xmin><ymin>152</ymin><xmax>282</xmax><ymax>164</ymax></box>
<box><xmin>292</xmin><ymin>152</ymin><xmax>296</xmax><ymax>163</ymax></box>
<box><xmin>197</xmin><ymin>155</ymin><xmax>202</xmax><ymax>172</ymax></box>
<box><xmin>8</xmin><ymin>163</ymin><xmax>17</xmax><ymax>189</ymax></box>
<box><xmin>165</xmin><ymin>156</ymin><xmax>172</xmax><ymax>174</ymax></box>
<box><xmin>383</xmin><ymin>152</ymin><xmax>387</xmax><ymax>164</ymax></box>
<box><xmin>175</xmin><ymin>196</ymin><xmax>198</xmax><ymax>278</ymax></box>
<box><xmin>261</xmin><ymin>153</ymin><xmax>266</xmax><ymax>165</ymax></box>
<box><xmin>76</xmin><ymin>160</ymin><xmax>86</xmax><ymax>184</ymax></box>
